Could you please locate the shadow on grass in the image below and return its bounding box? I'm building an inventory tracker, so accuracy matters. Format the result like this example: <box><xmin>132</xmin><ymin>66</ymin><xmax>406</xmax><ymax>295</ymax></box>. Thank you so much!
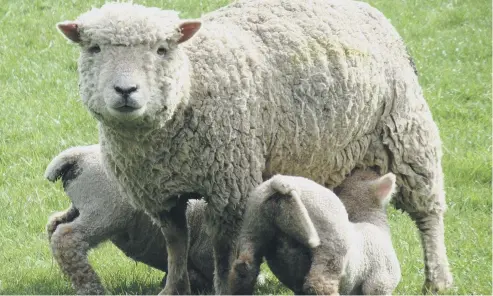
<box><xmin>0</xmin><ymin>277</ymin><xmax>163</xmax><ymax>295</ymax></box>
<box><xmin>107</xmin><ymin>281</ymin><xmax>162</xmax><ymax>295</ymax></box>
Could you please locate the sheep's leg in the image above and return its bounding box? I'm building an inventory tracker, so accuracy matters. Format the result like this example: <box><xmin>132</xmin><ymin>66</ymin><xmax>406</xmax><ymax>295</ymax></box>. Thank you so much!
<box><xmin>212</xmin><ymin>235</ymin><xmax>235</xmax><ymax>294</ymax></box>
<box><xmin>162</xmin><ymin>268</ymin><xmax>211</xmax><ymax>294</ymax></box>
<box><xmin>361</xmin><ymin>277</ymin><xmax>393</xmax><ymax>295</ymax></box>
<box><xmin>379</xmin><ymin>113</ymin><xmax>453</xmax><ymax>293</ymax></box>
<box><xmin>410</xmin><ymin>211</ymin><xmax>453</xmax><ymax>294</ymax></box>
<box><xmin>229</xmin><ymin>241</ymin><xmax>262</xmax><ymax>295</ymax></box>
<box><xmin>205</xmin><ymin>203</ymin><xmax>245</xmax><ymax>295</ymax></box>
<box><xmin>46</xmin><ymin>205</ymin><xmax>79</xmax><ymax>241</ymax></box>
<box><xmin>302</xmin><ymin>248</ymin><xmax>343</xmax><ymax>295</ymax></box>
<box><xmin>188</xmin><ymin>268</ymin><xmax>213</xmax><ymax>294</ymax></box>
<box><xmin>50</xmin><ymin>221</ymin><xmax>105</xmax><ymax>295</ymax></box>
<box><xmin>156</xmin><ymin>197</ymin><xmax>191</xmax><ymax>295</ymax></box>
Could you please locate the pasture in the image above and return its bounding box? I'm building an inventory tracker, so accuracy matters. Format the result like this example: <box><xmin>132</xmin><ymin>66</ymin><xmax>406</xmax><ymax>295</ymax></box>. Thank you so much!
<box><xmin>0</xmin><ymin>0</ymin><xmax>491</xmax><ymax>294</ymax></box>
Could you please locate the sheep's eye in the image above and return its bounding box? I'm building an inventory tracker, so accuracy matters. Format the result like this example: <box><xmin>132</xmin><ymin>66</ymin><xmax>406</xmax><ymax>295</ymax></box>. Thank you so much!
<box><xmin>88</xmin><ymin>45</ymin><xmax>101</xmax><ymax>54</ymax></box>
<box><xmin>157</xmin><ymin>47</ymin><xmax>167</xmax><ymax>56</ymax></box>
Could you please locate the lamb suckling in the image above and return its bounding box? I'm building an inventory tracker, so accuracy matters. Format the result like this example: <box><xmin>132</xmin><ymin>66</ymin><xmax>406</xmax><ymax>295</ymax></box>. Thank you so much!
<box><xmin>230</xmin><ymin>170</ymin><xmax>401</xmax><ymax>295</ymax></box>
<box><xmin>45</xmin><ymin>145</ymin><xmax>213</xmax><ymax>295</ymax></box>
<box><xmin>56</xmin><ymin>0</ymin><xmax>452</xmax><ymax>293</ymax></box>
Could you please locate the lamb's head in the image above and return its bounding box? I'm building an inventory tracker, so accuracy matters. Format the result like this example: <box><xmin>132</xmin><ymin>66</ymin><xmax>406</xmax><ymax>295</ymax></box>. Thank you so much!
<box><xmin>57</xmin><ymin>3</ymin><xmax>201</xmax><ymax>128</ymax></box>
<box><xmin>336</xmin><ymin>170</ymin><xmax>396</xmax><ymax>220</ymax></box>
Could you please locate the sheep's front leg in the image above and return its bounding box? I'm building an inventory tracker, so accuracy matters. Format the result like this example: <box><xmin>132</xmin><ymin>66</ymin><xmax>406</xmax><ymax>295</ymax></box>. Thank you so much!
<box><xmin>156</xmin><ymin>197</ymin><xmax>191</xmax><ymax>295</ymax></box>
<box><xmin>206</xmin><ymin>204</ymin><xmax>244</xmax><ymax>295</ymax></box>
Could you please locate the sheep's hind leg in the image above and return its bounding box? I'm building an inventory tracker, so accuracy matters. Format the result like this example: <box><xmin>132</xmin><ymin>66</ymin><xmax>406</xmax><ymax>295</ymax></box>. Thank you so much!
<box><xmin>50</xmin><ymin>221</ymin><xmax>105</xmax><ymax>295</ymax></box>
<box><xmin>380</xmin><ymin>112</ymin><xmax>453</xmax><ymax>293</ymax></box>
<box><xmin>156</xmin><ymin>197</ymin><xmax>191</xmax><ymax>295</ymax></box>
<box><xmin>411</xmin><ymin>210</ymin><xmax>453</xmax><ymax>294</ymax></box>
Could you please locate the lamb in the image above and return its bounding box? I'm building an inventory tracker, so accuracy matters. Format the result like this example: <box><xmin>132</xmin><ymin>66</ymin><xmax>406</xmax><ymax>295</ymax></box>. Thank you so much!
<box><xmin>229</xmin><ymin>170</ymin><xmax>401</xmax><ymax>295</ymax></box>
<box><xmin>45</xmin><ymin>145</ymin><xmax>213</xmax><ymax>295</ymax></box>
<box><xmin>55</xmin><ymin>0</ymin><xmax>452</xmax><ymax>293</ymax></box>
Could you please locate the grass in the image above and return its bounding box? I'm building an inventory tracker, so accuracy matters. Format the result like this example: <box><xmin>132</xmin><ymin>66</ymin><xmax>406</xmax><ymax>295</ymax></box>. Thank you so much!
<box><xmin>0</xmin><ymin>0</ymin><xmax>491</xmax><ymax>294</ymax></box>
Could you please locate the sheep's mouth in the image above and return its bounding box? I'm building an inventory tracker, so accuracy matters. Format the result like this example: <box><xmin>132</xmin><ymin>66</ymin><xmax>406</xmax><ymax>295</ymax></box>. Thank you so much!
<box><xmin>108</xmin><ymin>105</ymin><xmax>146</xmax><ymax>119</ymax></box>
<box><xmin>114</xmin><ymin>105</ymin><xmax>141</xmax><ymax>113</ymax></box>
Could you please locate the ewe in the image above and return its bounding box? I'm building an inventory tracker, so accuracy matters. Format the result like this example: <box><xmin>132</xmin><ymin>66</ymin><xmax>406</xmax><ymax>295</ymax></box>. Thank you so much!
<box><xmin>56</xmin><ymin>0</ymin><xmax>452</xmax><ymax>293</ymax></box>
<box><xmin>45</xmin><ymin>145</ymin><xmax>213</xmax><ymax>295</ymax></box>
<box><xmin>230</xmin><ymin>170</ymin><xmax>401</xmax><ymax>295</ymax></box>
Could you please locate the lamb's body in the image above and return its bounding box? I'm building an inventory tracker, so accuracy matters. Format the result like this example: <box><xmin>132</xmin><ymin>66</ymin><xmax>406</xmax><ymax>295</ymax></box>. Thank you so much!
<box><xmin>230</xmin><ymin>171</ymin><xmax>401</xmax><ymax>295</ymax></box>
<box><xmin>45</xmin><ymin>145</ymin><xmax>213</xmax><ymax>295</ymax></box>
<box><xmin>59</xmin><ymin>0</ymin><xmax>452</xmax><ymax>293</ymax></box>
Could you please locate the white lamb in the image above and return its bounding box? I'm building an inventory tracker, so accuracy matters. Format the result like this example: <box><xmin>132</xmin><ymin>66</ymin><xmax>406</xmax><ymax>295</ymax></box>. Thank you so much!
<box><xmin>55</xmin><ymin>0</ymin><xmax>452</xmax><ymax>293</ymax></box>
<box><xmin>45</xmin><ymin>145</ymin><xmax>213</xmax><ymax>295</ymax></box>
<box><xmin>229</xmin><ymin>170</ymin><xmax>401</xmax><ymax>295</ymax></box>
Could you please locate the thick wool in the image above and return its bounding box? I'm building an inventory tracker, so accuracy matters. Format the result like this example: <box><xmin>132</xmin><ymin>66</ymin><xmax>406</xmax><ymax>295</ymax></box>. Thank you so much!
<box><xmin>45</xmin><ymin>145</ymin><xmax>213</xmax><ymax>295</ymax></box>
<box><xmin>230</xmin><ymin>170</ymin><xmax>401</xmax><ymax>295</ymax></box>
<box><xmin>57</xmin><ymin>0</ymin><xmax>452</xmax><ymax>293</ymax></box>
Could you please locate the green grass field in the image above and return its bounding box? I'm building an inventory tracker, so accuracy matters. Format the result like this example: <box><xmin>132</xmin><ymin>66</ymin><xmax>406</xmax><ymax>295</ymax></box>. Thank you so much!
<box><xmin>0</xmin><ymin>0</ymin><xmax>491</xmax><ymax>294</ymax></box>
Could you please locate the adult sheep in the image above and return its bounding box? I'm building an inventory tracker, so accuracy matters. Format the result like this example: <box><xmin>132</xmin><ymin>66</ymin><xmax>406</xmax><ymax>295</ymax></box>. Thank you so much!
<box><xmin>56</xmin><ymin>0</ymin><xmax>452</xmax><ymax>294</ymax></box>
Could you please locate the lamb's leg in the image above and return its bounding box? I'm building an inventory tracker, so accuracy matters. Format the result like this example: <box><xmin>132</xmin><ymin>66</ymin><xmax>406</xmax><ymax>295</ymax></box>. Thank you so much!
<box><xmin>229</xmin><ymin>241</ymin><xmax>262</xmax><ymax>295</ymax></box>
<box><xmin>378</xmin><ymin>112</ymin><xmax>453</xmax><ymax>293</ymax></box>
<box><xmin>361</xmin><ymin>277</ymin><xmax>394</xmax><ymax>295</ymax></box>
<box><xmin>47</xmin><ymin>205</ymin><xmax>79</xmax><ymax>241</ymax></box>
<box><xmin>302</xmin><ymin>247</ymin><xmax>344</xmax><ymax>295</ymax></box>
<box><xmin>50</xmin><ymin>221</ymin><xmax>105</xmax><ymax>295</ymax></box>
<box><xmin>156</xmin><ymin>197</ymin><xmax>191</xmax><ymax>295</ymax></box>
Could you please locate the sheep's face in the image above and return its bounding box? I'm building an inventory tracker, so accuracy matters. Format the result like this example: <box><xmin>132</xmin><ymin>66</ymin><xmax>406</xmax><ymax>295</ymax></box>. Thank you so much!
<box><xmin>56</xmin><ymin>3</ymin><xmax>201</xmax><ymax>128</ymax></box>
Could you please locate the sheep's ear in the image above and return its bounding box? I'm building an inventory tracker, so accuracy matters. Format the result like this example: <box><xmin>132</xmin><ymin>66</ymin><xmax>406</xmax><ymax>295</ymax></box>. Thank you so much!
<box><xmin>177</xmin><ymin>21</ymin><xmax>201</xmax><ymax>44</ymax></box>
<box><xmin>57</xmin><ymin>21</ymin><xmax>81</xmax><ymax>43</ymax></box>
<box><xmin>373</xmin><ymin>173</ymin><xmax>396</xmax><ymax>206</ymax></box>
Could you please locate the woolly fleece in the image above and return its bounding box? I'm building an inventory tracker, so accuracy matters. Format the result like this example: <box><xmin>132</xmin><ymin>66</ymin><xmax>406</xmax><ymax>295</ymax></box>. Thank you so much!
<box><xmin>58</xmin><ymin>0</ymin><xmax>452</xmax><ymax>292</ymax></box>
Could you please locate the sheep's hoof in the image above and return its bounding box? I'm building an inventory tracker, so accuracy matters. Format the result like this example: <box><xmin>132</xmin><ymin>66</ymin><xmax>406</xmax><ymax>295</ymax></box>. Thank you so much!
<box><xmin>422</xmin><ymin>272</ymin><xmax>454</xmax><ymax>294</ymax></box>
<box><xmin>158</xmin><ymin>280</ymin><xmax>191</xmax><ymax>295</ymax></box>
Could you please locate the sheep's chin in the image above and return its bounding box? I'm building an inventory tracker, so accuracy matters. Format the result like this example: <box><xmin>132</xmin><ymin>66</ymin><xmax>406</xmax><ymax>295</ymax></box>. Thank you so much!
<box><xmin>107</xmin><ymin>106</ymin><xmax>146</xmax><ymax>120</ymax></box>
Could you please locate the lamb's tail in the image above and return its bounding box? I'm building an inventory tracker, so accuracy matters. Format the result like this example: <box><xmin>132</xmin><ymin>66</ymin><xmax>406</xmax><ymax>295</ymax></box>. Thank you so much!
<box><xmin>268</xmin><ymin>175</ymin><xmax>321</xmax><ymax>248</ymax></box>
<box><xmin>44</xmin><ymin>145</ymin><xmax>98</xmax><ymax>184</ymax></box>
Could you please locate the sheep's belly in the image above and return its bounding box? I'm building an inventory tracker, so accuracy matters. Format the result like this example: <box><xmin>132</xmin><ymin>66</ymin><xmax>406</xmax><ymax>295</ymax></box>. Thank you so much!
<box><xmin>265</xmin><ymin>133</ymin><xmax>373</xmax><ymax>188</ymax></box>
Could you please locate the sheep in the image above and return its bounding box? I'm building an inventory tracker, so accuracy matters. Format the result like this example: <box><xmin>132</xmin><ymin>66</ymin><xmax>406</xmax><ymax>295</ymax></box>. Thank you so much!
<box><xmin>45</xmin><ymin>145</ymin><xmax>213</xmax><ymax>295</ymax></box>
<box><xmin>229</xmin><ymin>170</ymin><xmax>401</xmax><ymax>295</ymax></box>
<box><xmin>55</xmin><ymin>0</ymin><xmax>452</xmax><ymax>293</ymax></box>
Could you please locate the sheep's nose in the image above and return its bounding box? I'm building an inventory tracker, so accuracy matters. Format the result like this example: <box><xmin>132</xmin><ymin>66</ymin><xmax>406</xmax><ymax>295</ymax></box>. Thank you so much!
<box><xmin>114</xmin><ymin>85</ymin><xmax>138</xmax><ymax>96</ymax></box>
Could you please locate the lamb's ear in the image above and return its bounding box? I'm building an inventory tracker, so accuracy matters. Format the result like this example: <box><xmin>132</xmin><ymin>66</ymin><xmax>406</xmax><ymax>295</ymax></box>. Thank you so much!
<box><xmin>57</xmin><ymin>21</ymin><xmax>81</xmax><ymax>43</ymax></box>
<box><xmin>373</xmin><ymin>173</ymin><xmax>396</xmax><ymax>206</ymax></box>
<box><xmin>177</xmin><ymin>21</ymin><xmax>201</xmax><ymax>44</ymax></box>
